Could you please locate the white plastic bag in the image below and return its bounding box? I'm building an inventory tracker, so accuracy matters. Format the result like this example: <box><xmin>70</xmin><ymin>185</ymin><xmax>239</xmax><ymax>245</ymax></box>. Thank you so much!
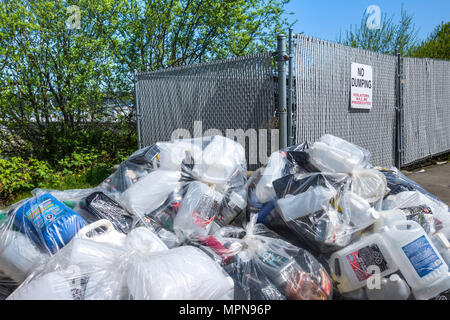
<box><xmin>127</xmin><ymin>245</ymin><xmax>234</xmax><ymax>300</ymax></box>
<box><xmin>120</xmin><ymin>170</ymin><xmax>181</xmax><ymax>217</ymax></box>
<box><xmin>124</xmin><ymin>227</ymin><xmax>169</xmax><ymax>255</ymax></box>
<box><xmin>191</xmin><ymin>135</ymin><xmax>246</xmax><ymax>186</ymax></box>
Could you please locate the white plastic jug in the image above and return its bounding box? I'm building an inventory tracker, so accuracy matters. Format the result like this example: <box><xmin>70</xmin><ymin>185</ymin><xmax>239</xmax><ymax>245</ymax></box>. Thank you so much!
<box><xmin>76</xmin><ymin>220</ymin><xmax>126</xmax><ymax>247</ymax></box>
<box><xmin>340</xmin><ymin>192</ymin><xmax>380</xmax><ymax>230</ymax></box>
<box><xmin>277</xmin><ymin>186</ymin><xmax>336</xmax><ymax>221</ymax></box>
<box><xmin>383</xmin><ymin>220</ymin><xmax>448</xmax><ymax>292</ymax></box>
<box><xmin>365</xmin><ymin>274</ymin><xmax>411</xmax><ymax>300</ymax></box>
<box><xmin>308</xmin><ymin>135</ymin><xmax>369</xmax><ymax>173</ymax></box>
<box><xmin>0</xmin><ymin>231</ymin><xmax>48</xmax><ymax>283</ymax></box>
<box><xmin>157</xmin><ymin>139</ymin><xmax>203</xmax><ymax>171</ymax></box>
<box><xmin>412</xmin><ymin>273</ymin><xmax>450</xmax><ymax>300</ymax></box>
<box><xmin>373</xmin><ymin>209</ymin><xmax>408</xmax><ymax>231</ymax></box>
<box><xmin>69</xmin><ymin>238</ymin><xmax>125</xmax><ymax>268</ymax></box>
<box><xmin>329</xmin><ymin>232</ymin><xmax>399</xmax><ymax>293</ymax></box>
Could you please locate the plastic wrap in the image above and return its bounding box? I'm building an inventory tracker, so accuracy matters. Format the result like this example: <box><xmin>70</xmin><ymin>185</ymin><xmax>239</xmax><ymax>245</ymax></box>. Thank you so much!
<box><xmin>199</xmin><ymin>214</ymin><xmax>333</xmax><ymax>300</ymax></box>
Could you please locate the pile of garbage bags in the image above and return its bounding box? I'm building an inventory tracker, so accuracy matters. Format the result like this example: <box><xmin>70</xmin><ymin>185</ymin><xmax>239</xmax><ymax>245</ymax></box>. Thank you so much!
<box><xmin>0</xmin><ymin>134</ymin><xmax>449</xmax><ymax>300</ymax></box>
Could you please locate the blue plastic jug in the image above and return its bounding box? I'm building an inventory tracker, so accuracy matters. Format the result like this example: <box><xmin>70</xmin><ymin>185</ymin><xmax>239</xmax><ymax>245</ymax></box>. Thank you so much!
<box><xmin>12</xmin><ymin>193</ymin><xmax>86</xmax><ymax>254</ymax></box>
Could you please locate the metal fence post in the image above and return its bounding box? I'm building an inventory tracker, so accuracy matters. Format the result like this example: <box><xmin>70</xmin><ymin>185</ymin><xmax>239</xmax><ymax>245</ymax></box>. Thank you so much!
<box><xmin>277</xmin><ymin>34</ymin><xmax>287</xmax><ymax>149</ymax></box>
<box><xmin>395</xmin><ymin>51</ymin><xmax>403</xmax><ymax>168</ymax></box>
<box><xmin>134</xmin><ymin>70</ymin><xmax>142</xmax><ymax>149</ymax></box>
<box><xmin>287</xmin><ymin>29</ymin><xmax>294</xmax><ymax>146</ymax></box>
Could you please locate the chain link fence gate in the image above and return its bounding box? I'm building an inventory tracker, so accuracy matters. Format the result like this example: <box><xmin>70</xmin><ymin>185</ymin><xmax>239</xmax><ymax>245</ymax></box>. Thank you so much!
<box><xmin>135</xmin><ymin>53</ymin><xmax>277</xmax><ymax>170</ymax></box>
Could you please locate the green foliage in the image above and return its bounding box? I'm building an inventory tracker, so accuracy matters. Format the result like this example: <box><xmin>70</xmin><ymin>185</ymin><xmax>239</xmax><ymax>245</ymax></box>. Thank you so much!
<box><xmin>0</xmin><ymin>149</ymin><xmax>120</xmax><ymax>207</ymax></box>
<box><xmin>409</xmin><ymin>22</ymin><xmax>450</xmax><ymax>60</ymax></box>
<box><xmin>0</xmin><ymin>157</ymin><xmax>60</xmax><ymax>204</ymax></box>
<box><xmin>0</xmin><ymin>0</ymin><xmax>292</xmax><ymax>163</ymax></box>
<box><xmin>338</xmin><ymin>6</ymin><xmax>418</xmax><ymax>55</ymax></box>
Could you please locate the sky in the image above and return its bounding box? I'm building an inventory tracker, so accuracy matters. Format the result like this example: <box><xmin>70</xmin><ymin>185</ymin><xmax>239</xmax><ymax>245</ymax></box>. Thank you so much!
<box><xmin>284</xmin><ymin>0</ymin><xmax>450</xmax><ymax>43</ymax></box>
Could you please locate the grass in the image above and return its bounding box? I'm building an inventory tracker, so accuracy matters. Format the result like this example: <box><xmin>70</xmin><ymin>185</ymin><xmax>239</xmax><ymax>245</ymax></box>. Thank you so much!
<box><xmin>0</xmin><ymin>163</ymin><xmax>113</xmax><ymax>210</ymax></box>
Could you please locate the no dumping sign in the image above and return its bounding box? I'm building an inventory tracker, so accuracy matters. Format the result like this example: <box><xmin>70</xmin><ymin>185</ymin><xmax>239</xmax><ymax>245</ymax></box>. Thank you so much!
<box><xmin>351</xmin><ymin>62</ymin><xmax>373</xmax><ymax>110</ymax></box>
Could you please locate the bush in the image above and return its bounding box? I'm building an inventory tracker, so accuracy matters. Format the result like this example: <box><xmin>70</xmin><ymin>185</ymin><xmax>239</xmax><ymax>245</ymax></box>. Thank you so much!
<box><xmin>0</xmin><ymin>148</ymin><xmax>131</xmax><ymax>208</ymax></box>
<box><xmin>0</xmin><ymin>157</ymin><xmax>61</xmax><ymax>206</ymax></box>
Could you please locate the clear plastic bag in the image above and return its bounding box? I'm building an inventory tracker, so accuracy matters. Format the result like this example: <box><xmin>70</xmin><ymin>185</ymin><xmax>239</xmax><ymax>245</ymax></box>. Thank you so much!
<box><xmin>266</xmin><ymin>172</ymin><xmax>381</xmax><ymax>253</ymax></box>
<box><xmin>100</xmin><ymin>144</ymin><xmax>160</xmax><ymax>194</ymax></box>
<box><xmin>198</xmin><ymin>214</ymin><xmax>333</xmax><ymax>300</ymax></box>
<box><xmin>382</xmin><ymin>190</ymin><xmax>450</xmax><ymax>238</ymax></box>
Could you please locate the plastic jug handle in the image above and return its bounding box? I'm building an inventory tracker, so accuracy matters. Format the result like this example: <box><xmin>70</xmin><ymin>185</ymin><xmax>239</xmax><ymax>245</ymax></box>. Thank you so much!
<box><xmin>392</xmin><ymin>219</ymin><xmax>421</xmax><ymax>232</ymax></box>
<box><xmin>77</xmin><ymin>219</ymin><xmax>114</xmax><ymax>239</ymax></box>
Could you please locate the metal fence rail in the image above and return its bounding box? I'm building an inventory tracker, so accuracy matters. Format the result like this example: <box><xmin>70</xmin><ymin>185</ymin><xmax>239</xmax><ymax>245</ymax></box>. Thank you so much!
<box><xmin>402</xmin><ymin>58</ymin><xmax>450</xmax><ymax>165</ymax></box>
<box><xmin>136</xmin><ymin>53</ymin><xmax>276</xmax><ymax>169</ymax></box>
<box><xmin>294</xmin><ymin>35</ymin><xmax>397</xmax><ymax>167</ymax></box>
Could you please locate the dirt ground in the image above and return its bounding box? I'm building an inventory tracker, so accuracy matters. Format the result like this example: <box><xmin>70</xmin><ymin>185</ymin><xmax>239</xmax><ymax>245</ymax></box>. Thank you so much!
<box><xmin>402</xmin><ymin>162</ymin><xmax>450</xmax><ymax>205</ymax></box>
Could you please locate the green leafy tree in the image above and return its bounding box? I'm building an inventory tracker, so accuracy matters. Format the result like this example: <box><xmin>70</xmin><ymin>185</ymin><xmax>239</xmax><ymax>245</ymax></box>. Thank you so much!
<box><xmin>409</xmin><ymin>22</ymin><xmax>450</xmax><ymax>60</ymax></box>
<box><xmin>338</xmin><ymin>7</ymin><xmax>418</xmax><ymax>55</ymax></box>
<box><xmin>0</xmin><ymin>0</ymin><xmax>292</xmax><ymax>163</ymax></box>
<box><xmin>0</xmin><ymin>0</ymin><xmax>129</xmax><ymax>163</ymax></box>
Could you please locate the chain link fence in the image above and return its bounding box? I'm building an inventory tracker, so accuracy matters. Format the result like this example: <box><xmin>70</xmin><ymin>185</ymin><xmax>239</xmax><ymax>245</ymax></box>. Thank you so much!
<box><xmin>294</xmin><ymin>35</ymin><xmax>397</xmax><ymax>167</ymax></box>
<box><xmin>402</xmin><ymin>58</ymin><xmax>450</xmax><ymax>166</ymax></box>
<box><xmin>135</xmin><ymin>53</ymin><xmax>277</xmax><ymax>170</ymax></box>
<box><xmin>135</xmin><ymin>35</ymin><xmax>449</xmax><ymax>169</ymax></box>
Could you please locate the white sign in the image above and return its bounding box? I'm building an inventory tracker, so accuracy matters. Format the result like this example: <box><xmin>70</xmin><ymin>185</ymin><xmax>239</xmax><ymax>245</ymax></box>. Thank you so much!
<box><xmin>351</xmin><ymin>63</ymin><xmax>373</xmax><ymax>109</ymax></box>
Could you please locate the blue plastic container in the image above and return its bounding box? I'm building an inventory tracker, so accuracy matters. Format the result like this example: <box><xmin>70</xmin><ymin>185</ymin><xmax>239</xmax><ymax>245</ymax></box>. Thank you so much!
<box><xmin>12</xmin><ymin>193</ymin><xmax>86</xmax><ymax>254</ymax></box>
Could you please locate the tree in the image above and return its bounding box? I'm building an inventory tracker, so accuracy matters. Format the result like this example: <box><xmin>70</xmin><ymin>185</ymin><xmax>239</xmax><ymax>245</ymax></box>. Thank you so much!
<box><xmin>338</xmin><ymin>7</ymin><xmax>418</xmax><ymax>56</ymax></box>
<box><xmin>112</xmin><ymin>0</ymin><xmax>292</xmax><ymax>96</ymax></box>
<box><xmin>409</xmin><ymin>22</ymin><xmax>450</xmax><ymax>60</ymax></box>
<box><xmin>0</xmin><ymin>0</ymin><xmax>292</xmax><ymax>163</ymax></box>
